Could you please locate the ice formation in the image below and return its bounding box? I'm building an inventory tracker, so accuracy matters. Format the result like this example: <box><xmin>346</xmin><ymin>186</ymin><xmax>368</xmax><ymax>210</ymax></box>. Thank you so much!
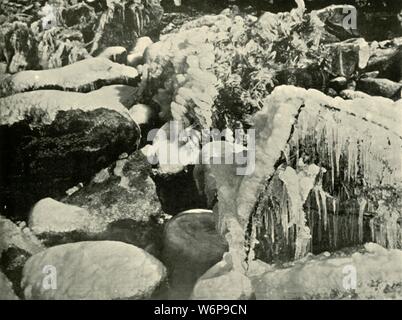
<box><xmin>145</xmin><ymin>26</ymin><xmax>218</xmax><ymax>129</ymax></box>
<box><xmin>209</xmin><ymin>85</ymin><xmax>402</xmax><ymax>269</ymax></box>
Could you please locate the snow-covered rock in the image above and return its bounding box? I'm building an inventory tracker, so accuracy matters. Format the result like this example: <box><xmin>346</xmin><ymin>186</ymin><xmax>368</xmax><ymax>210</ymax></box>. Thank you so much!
<box><xmin>29</xmin><ymin>198</ymin><xmax>94</xmax><ymax>239</ymax></box>
<box><xmin>0</xmin><ymin>89</ymin><xmax>140</xmax><ymax>218</ymax></box>
<box><xmin>22</xmin><ymin>241</ymin><xmax>167</xmax><ymax>300</ymax></box>
<box><xmin>191</xmin><ymin>253</ymin><xmax>253</xmax><ymax>300</ymax></box>
<box><xmin>253</xmin><ymin>243</ymin><xmax>402</xmax><ymax>299</ymax></box>
<box><xmin>127</xmin><ymin>37</ymin><xmax>153</xmax><ymax>67</ymax></box>
<box><xmin>0</xmin><ymin>58</ymin><xmax>139</xmax><ymax>98</ymax></box>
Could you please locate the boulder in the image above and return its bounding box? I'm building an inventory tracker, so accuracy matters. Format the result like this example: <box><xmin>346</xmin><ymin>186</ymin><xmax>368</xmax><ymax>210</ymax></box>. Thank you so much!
<box><xmin>340</xmin><ymin>89</ymin><xmax>372</xmax><ymax>100</ymax></box>
<box><xmin>0</xmin><ymin>215</ymin><xmax>44</xmax><ymax>296</ymax></box>
<box><xmin>127</xmin><ymin>36</ymin><xmax>153</xmax><ymax>67</ymax></box>
<box><xmin>0</xmin><ymin>271</ymin><xmax>18</xmax><ymax>300</ymax></box>
<box><xmin>21</xmin><ymin>241</ymin><xmax>167</xmax><ymax>300</ymax></box>
<box><xmin>97</xmin><ymin>46</ymin><xmax>127</xmax><ymax>64</ymax></box>
<box><xmin>191</xmin><ymin>253</ymin><xmax>254</xmax><ymax>300</ymax></box>
<box><xmin>29</xmin><ymin>198</ymin><xmax>94</xmax><ymax>243</ymax></box>
<box><xmin>162</xmin><ymin>209</ymin><xmax>228</xmax><ymax>299</ymax></box>
<box><xmin>0</xmin><ymin>216</ymin><xmax>44</xmax><ymax>259</ymax></box>
<box><xmin>0</xmin><ymin>89</ymin><xmax>140</xmax><ymax>218</ymax></box>
<box><xmin>64</xmin><ymin>147</ymin><xmax>166</xmax><ymax>252</ymax></box>
<box><xmin>357</xmin><ymin>78</ymin><xmax>402</xmax><ymax>99</ymax></box>
<box><xmin>365</xmin><ymin>37</ymin><xmax>402</xmax><ymax>79</ymax></box>
<box><xmin>0</xmin><ymin>57</ymin><xmax>140</xmax><ymax>98</ymax></box>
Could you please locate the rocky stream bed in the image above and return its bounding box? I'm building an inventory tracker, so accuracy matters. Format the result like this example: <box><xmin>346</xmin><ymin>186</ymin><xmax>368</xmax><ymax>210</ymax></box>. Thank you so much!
<box><xmin>0</xmin><ymin>0</ymin><xmax>402</xmax><ymax>300</ymax></box>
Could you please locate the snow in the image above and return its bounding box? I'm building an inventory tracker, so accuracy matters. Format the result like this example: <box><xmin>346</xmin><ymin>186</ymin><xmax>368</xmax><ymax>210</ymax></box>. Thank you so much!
<box><xmin>253</xmin><ymin>243</ymin><xmax>402</xmax><ymax>299</ymax></box>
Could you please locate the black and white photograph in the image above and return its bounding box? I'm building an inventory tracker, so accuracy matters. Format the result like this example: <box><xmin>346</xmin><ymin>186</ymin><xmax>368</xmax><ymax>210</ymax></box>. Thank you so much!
<box><xmin>0</xmin><ymin>0</ymin><xmax>402</xmax><ymax>307</ymax></box>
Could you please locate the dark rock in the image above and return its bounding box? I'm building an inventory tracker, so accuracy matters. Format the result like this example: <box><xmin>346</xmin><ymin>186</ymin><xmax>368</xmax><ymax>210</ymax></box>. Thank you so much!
<box><xmin>21</xmin><ymin>241</ymin><xmax>167</xmax><ymax>299</ymax></box>
<box><xmin>357</xmin><ymin>77</ymin><xmax>402</xmax><ymax>99</ymax></box>
<box><xmin>365</xmin><ymin>37</ymin><xmax>402</xmax><ymax>81</ymax></box>
<box><xmin>162</xmin><ymin>209</ymin><xmax>228</xmax><ymax>299</ymax></box>
<box><xmin>0</xmin><ymin>57</ymin><xmax>140</xmax><ymax>98</ymax></box>
<box><xmin>0</xmin><ymin>89</ymin><xmax>140</xmax><ymax>218</ymax></box>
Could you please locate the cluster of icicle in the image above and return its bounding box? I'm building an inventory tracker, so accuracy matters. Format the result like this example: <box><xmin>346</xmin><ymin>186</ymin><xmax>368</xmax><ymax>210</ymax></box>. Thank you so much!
<box><xmin>208</xmin><ymin>85</ymin><xmax>402</xmax><ymax>272</ymax></box>
<box><xmin>207</xmin><ymin>86</ymin><xmax>308</xmax><ymax>271</ymax></box>
<box><xmin>287</xmin><ymin>86</ymin><xmax>402</xmax><ymax>250</ymax></box>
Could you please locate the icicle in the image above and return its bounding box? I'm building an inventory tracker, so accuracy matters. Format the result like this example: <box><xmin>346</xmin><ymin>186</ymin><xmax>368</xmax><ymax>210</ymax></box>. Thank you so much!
<box><xmin>281</xmin><ymin>191</ymin><xmax>289</xmax><ymax>245</ymax></box>
<box><xmin>271</xmin><ymin>210</ymin><xmax>275</xmax><ymax>243</ymax></box>
<box><xmin>314</xmin><ymin>188</ymin><xmax>321</xmax><ymax>221</ymax></box>
<box><xmin>335</xmin><ymin>125</ymin><xmax>341</xmax><ymax>178</ymax></box>
<box><xmin>279</xmin><ymin>164</ymin><xmax>320</xmax><ymax>260</ymax></box>
<box><xmin>357</xmin><ymin>198</ymin><xmax>367</xmax><ymax>243</ymax></box>
<box><xmin>329</xmin><ymin>126</ymin><xmax>335</xmax><ymax>191</ymax></box>
<box><xmin>320</xmin><ymin>188</ymin><xmax>328</xmax><ymax>231</ymax></box>
<box><xmin>332</xmin><ymin>198</ymin><xmax>338</xmax><ymax>247</ymax></box>
<box><xmin>370</xmin><ymin>219</ymin><xmax>375</xmax><ymax>242</ymax></box>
